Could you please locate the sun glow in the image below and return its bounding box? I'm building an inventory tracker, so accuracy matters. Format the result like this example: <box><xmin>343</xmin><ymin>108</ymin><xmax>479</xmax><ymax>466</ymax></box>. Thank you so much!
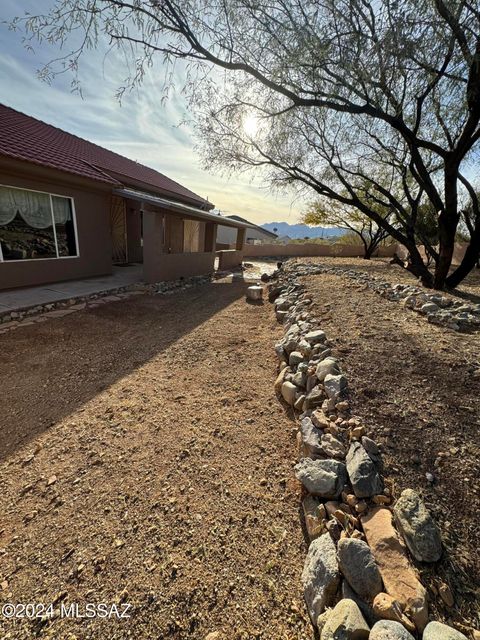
<box><xmin>243</xmin><ymin>114</ymin><xmax>259</xmax><ymax>138</ymax></box>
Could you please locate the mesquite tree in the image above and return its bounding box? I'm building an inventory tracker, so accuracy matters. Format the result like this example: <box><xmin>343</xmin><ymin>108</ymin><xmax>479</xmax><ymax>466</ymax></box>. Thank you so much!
<box><xmin>14</xmin><ymin>0</ymin><xmax>480</xmax><ymax>288</ymax></box>
<box><xmin>303</xmin><ymin>200</ymin><xmax>391</xmax><ymax>260</ymax></box>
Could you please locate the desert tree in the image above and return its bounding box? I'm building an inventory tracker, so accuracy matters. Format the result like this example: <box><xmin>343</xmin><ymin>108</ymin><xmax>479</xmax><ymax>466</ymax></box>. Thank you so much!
<box><xmin>12</xmin><ymin>0</ymin><xmax>480</xmax><ymax>288</ymax></box>
<box><xmin>303</xmin><ymin>198</ymin><xmax>392</xmax><ymax>260</ymax></box>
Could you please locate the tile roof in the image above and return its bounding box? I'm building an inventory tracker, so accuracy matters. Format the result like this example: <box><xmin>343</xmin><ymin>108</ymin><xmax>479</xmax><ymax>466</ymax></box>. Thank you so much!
<box><xmin>0</xmin><ymin>103</ymin><xmax>212</xmax><ymax>209</ymax></box>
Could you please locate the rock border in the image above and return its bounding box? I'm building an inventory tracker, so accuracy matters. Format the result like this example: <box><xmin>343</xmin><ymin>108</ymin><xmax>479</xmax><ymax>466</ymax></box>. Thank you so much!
<box><xmin>285</xmin><ymin>262</ymin><xmax>480</xmax><ymax>332</ymax></box>
<box><xmin>266</xmin><ymin>264</ymin><xmax>475</xmax><ymax>640</ymax></box>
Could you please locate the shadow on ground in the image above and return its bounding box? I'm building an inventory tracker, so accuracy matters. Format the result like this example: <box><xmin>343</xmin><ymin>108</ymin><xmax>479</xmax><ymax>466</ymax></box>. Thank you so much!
<box><xmin>0</xmin><ymin>281</ymin><xmax>247</xmax><ymax>462</ymax></box>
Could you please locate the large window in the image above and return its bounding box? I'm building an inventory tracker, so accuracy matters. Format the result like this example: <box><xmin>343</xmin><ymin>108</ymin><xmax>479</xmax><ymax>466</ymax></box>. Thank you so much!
<box><xmin>0</xmin><ymin>185</ymin><xmax>78</xmax><ymax>262</ymax></box>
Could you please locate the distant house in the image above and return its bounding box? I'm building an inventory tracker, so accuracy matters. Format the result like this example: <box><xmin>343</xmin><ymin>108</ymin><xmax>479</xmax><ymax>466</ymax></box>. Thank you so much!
<box><xmin>216</xmin><ymin>214</ymin><xmax>277</xmax><ymax>247</ymax></box>
<box><xmin>276</xmin><ymin>235</ymin><xmax>293</xmax><ymax>244</ymax></box>
<box><xmin>0</xmin><ymin>104</ymin><xmax>248</xmax><ymax>291</ymax></box>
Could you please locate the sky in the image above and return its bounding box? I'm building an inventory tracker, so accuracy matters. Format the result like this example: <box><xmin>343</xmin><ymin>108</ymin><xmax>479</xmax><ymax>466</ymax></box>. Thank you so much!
<box><xmin>0</xmin><ymin>0</ymin><xmax>305</xmax><ymax>225</ymax></box>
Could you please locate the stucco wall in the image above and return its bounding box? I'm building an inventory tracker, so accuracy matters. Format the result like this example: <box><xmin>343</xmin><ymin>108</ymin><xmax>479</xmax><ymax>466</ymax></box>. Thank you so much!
<box><xmin>0</xmin><ymin>165</ymin><xmax>112</xmax><ymax>290</ymax></box>
<box><xmin>145</xmin><ymin>251</ymin><xmax>215</xmax><ymax>282</ymax></box>
<box><xmin>242</xmin><ymin>243</ymin><xmax>397</xmax><ymax>258</ymax></box>
<box><xmin>216</xmin><ymin>249</ymin><xmax>244</xmax><ymax>270</ymax></box>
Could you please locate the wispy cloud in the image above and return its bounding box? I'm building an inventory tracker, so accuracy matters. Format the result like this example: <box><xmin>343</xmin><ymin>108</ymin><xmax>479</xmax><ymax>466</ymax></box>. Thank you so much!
<box><xmin>0</xmin><ymin>0</ymin><xmax>305</xmax><ymax>224</ymax></box>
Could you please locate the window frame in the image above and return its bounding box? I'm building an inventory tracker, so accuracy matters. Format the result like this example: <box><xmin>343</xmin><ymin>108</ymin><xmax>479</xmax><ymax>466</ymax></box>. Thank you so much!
<box><xmin>0</xmin><ymin>183</ymin><xmax>80</xmax><ymax>263</ymax></box>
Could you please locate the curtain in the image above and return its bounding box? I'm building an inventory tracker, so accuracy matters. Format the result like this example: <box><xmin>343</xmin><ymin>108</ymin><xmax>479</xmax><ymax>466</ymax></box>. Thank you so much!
<box><xmin>52</xmin><ymin>196</ymin><xmax>71</xmax><ymax>224</ymax></box>
<box><xmin>183</xmin><ymin>219</ymin><xmax>201</xmax><ymax>252</ymax></box>
<box><xmin>0</xmin><ymin>186</ymin><xmax>18</xmax><ymax>226</ymax></box>
<box><xmin>0</xmin><ymin>186</ymin><xmax>53</xmax><ymax>229</ymax></box>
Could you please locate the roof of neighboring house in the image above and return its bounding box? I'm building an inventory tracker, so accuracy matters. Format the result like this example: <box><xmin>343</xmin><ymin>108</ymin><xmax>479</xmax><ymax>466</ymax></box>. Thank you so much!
<box><xmin>0</xmin><ymin>103</ymin><xmax>211</xmax><ymax>209</ymax></box>
<box><xmin>224</xmin><ymin>214</ymin><xmax>278</xmax><ymax>238</ymax></box>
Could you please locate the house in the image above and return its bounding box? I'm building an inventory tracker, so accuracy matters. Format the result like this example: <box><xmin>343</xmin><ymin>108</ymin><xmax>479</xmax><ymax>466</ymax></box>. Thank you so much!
<box><xmin>216</xmin><ymin>214</ymin><xmax>277</xmax><ymax>247</ymax></box>
<box><xmin>0</xmin><ymin>104</ymin><xmax>248</xmax><ymax>291</ymax></box>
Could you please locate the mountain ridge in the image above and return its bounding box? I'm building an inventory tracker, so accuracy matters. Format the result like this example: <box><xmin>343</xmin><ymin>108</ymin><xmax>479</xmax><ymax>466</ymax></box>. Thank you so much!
<box><xmin>261</xmin><ymin>221</ymin><xmax>345</xmax><ymax>239</ymax></box>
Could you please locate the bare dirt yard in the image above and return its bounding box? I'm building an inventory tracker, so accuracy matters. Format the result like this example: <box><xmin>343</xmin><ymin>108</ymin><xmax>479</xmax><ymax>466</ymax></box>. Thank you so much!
<box><xmin>0</xmin><ymin>277</ymin><xmax>311</xmax><ymax>640</ymax></box>
<box><xmin>295</xmin><ymin>257</ymin><xmax>480</xmax><ymax>633</ymax></box>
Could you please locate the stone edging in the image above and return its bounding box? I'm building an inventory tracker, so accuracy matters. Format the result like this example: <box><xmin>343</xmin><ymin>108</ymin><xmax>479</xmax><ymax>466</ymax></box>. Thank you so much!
<box><xmin>266</xmin><ymin>265</ymin><xmax>475</xmax><ymax>640</ymax></box>
<box><xmin>286</xmin><ymin>262</ymin><xmax>480</xmax><ymax>332</ymax></box>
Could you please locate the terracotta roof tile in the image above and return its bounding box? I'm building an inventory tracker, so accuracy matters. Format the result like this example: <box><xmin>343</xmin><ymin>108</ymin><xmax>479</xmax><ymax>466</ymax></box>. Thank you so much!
<box><xmin>0</xmin><ymin>103</ymin><xmax>211</xmax><ymax>208</ymax></box>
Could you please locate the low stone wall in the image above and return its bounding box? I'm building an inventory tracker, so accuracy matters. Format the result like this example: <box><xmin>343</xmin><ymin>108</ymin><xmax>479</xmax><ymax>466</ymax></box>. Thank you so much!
<box><xmin>243</xmin><ymin>243</ymin><xmax>397</xmax><ymax>259</ymax></box>
<box><xmin>267</xmin><ymin>263</ymin><xmax>471</xmax><ymax>640</ymax></box>
<box><xmin>216</xmin><ymin>249</ymin><xmax>244</xmax><ymax>270</ymax></box>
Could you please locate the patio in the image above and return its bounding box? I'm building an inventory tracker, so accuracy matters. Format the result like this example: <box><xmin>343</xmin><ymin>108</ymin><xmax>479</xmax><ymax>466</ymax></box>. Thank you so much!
<box><xmin>0</xmin><ymin>264</ymin><xmax>143</xmax><ymax>313</ymax></box>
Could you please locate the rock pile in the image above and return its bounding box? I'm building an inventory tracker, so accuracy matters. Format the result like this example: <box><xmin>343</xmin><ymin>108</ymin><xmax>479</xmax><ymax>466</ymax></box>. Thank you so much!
<box><xmin>268</xmin><ymin>265</ymin><xmax>471</xmax><ymax>639</ymax></box>
<box><xmin>279</xmin><ymin>262</ymin><xmax>480</xmax><ymax>332</ymax></box>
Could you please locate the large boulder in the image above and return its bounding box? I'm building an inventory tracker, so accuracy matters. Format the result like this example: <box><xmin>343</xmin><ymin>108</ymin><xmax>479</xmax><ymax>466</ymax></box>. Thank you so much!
<box><xmin>393</xmin><ymin>489</ymin><xmax>442</xmax><ymax>563</ymax></box>
<box><xmin>319</xmin><ymin>599</ymin><xmax>370</xmax><ymax>639</ymax></box>
<box><xmin>337</xmin><ymin>537</ymin><xmax>383</xmax><ymax>601</ymax></box>
<box><xmin>324</xmin><ymin>373</ymin><xmax>348</xmax><ymax>401</ymax></box>
<box><xmin>369</xmin><ymin>620</ymin><xmax>415</xmax><ymax>639</ymax></box>
<box><xmin>423</xmin><ymin>621</ymin><xmax>469</xmax><ymax>640</ymax></box>
<box><xmin>346</xmin><ymin>442</ymin><xmax>383</xmax><ymax>498</ymax></box>
<box><xmin>301</xmin><ymin>533</ymin><xmax>340</xmax><ymax>623</ymax></box>
<box><xmin>294</xmin><ymin>458</ymin><xmax>347</xmax><ymax>499</ymax></box>
<box><xmin>362</xmin><ymin>507</ymin><xmax>428</xmax><ymax>631</ymax></box>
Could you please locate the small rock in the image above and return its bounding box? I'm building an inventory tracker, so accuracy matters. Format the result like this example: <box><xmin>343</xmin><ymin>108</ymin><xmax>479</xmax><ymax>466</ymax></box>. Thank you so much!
<box><xmin>281</xmin><ymin>381</ymin><xmax>297</xmax><ymax>406</ymax></box>
<box><xmin>321</xmin><ymin>433</ymin><xmax>346</xmax><ymax>459</ymax></box>
<box><xmin>289</xmin><ymin>351</ymin><xmax>304</xmax><ymax>366</ymax></box>
<box><xmin>301</xmin><ymin>533</ymin><xmax>340</xmax><ymax>622</ymax></box>
<box><xmin>294</xmin><ymin>458</ymin><xmax>347</xmax><ymax>499</ymax></box>
<box><xmin>304</xmin><ymin>386</ymin><xmax>325</xmax><ymax>410</ymax></box>
<box><xmin>346</xmin><ymin>442</ymin><xmax>383</xmax><ymax>498</ymax></box>
<box><xmin>305</xmin><ymin>329</ymin><xmax>327</xmax><ymax>345</ymax></box>
<box><xmin>423</xmin><ymin>621</ymin><xmax>469</xmax><ymax>640</ymax></box>
<box><xmin>47</xmin><ymin>475</ymin><xmax>57</xmax><ymax>487</ymax></box>
<box><xmin>393</xmin><ymin>489</ymin><xmax>442</xmax><ymax>562</ymax></box>
<box><xmin>337</xmin><ymin>538</ymin><xmax>383</xmax><ymax>601</ymax></box>
<box><xmin>324</xmin><ymin>373</ymin><xmax>348</xmax><ymax>401</ymax></box>
<box><xmin>303</xmin><ymin>495</ymin><xmax>327</xmax><ymax>541</ymax></box>
<box><xmin>369</xmin><ymin>620</ymin><xmax>415</xmax><ymax>639</ymax></box>
<box><xmin>372</xmin><ymin>593</ymin><xmax>416</xmax><ymax>633</ymax></box>
<box><xmin>319</xmin><ymin>598</ymin><xmax>370</xmax><ymax>639</ymax></box>
<box><xmin>316</xmin><ymin>357</ymin><xmax>341</xmax><ymax>382</ymax></box>
<box><xmin>437</xmin><ymin>581</ymin><xmax>454</xmax><ymax>607</ymax></box>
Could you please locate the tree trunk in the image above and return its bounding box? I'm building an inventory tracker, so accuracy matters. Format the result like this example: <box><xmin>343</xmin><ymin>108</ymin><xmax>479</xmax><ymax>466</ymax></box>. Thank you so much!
<box><xmin>445</xmin><ymin>230</ymin><xmax>480</xmax><ymax>288</ymax></box>
<box><xmin>433</xmin><ymin>166</ymin><xmax>459</xmax><ymax>289</ymax></box>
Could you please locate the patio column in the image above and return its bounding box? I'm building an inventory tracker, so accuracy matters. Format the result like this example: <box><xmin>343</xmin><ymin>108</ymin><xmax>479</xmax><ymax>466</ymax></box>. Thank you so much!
<box><xmin>142</xmin><ymin>209</ymin><xmax>165</xmax><ymax>284</ymax></box>
<box><xmin>204</xmin><ymin>222</ymin><xmax>217</xmax><ymax>252</ymax></box>
<box><xmin>235</xmin><ymin>227</ymin><xmax>246</xmax><ymax>250</ymax></box>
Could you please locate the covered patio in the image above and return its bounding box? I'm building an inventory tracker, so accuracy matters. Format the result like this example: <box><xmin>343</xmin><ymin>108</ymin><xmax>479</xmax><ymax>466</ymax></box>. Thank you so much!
<box><xmin>112</xmin><ymin>188</ymin><xmax>249</xmax><ymax>284</ymax></box>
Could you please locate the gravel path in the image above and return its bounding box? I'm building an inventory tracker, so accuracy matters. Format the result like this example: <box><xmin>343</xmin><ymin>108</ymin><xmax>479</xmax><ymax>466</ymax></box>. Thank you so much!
<box><xmin>0</xmin><ymin>280</ymin><xmax>310</xmax><ymax>640</ymax></box>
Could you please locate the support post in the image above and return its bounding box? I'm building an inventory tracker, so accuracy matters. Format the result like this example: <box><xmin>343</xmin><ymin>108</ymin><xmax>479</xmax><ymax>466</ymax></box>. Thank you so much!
<box><xmin>236</xmin><ymin>227</ymin><xmax>246</xmax><ymax>250</ymax></box>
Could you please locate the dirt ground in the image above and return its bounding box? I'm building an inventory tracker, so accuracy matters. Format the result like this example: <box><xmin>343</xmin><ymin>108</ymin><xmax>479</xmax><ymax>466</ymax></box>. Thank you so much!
<box><xmin>295</xmin><ymin>258</ymin><xmax>480</xmax><ymax>633</ymax></box>
<box><xmin>0</xmin><ymin>277</ymin><xmax>311</xmax><ymax>640</ymax></box>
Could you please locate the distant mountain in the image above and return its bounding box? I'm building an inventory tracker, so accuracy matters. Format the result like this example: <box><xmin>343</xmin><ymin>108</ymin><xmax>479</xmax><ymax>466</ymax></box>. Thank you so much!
<box><xmin>261</xmin><ymin>222</ymin><xmax>346</xmax><ymax>240</ymax></box>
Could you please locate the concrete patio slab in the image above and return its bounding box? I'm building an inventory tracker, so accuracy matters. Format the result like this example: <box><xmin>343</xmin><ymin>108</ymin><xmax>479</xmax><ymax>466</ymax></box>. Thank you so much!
<box><xmin>0</xmin><ymin>264</ymin><xmax>144</xmax><ymax>313</ymax></box>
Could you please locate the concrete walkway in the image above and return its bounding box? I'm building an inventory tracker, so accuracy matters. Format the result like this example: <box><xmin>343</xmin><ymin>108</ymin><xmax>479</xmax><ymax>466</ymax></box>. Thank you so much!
<box><xmin>0</xmin><ymin>264</ymin><xmax>144</xmax><ymax>313</ymax></box>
